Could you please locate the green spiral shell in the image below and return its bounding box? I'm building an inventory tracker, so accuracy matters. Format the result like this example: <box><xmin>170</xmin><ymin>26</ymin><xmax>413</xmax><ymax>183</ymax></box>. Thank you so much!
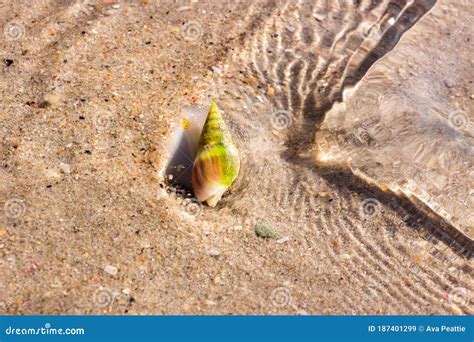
<box><xmin>192</xmin><ymin>102</ymin><xmax>240</xmax><ymax>207</ymax></box>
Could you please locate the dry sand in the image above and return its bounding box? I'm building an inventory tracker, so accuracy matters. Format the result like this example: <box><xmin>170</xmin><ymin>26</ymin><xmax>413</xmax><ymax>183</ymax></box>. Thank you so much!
<box><xmin>0</xmin><ymin>0</ymin><xmax>472</xmax><ymax>315</ymax></box>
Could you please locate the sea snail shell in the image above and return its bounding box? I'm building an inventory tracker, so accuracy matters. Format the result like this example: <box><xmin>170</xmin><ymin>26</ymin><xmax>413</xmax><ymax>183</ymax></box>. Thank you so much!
<box><xmin>192</xmin><ymin>102</ymin><xmax>240</xmax><ymax>207</ymax></box>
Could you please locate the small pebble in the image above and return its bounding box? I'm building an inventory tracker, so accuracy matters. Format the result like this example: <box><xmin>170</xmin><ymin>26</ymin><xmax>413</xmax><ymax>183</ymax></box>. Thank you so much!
<box><xmin>276</xmin><ymin>236</ymin><xmax>290</xmax><ymax>244</ymax></box>
<box><xmin>339</xmin><ymin>253</ymin><xmax>351</xmax><ymax>260</ymax></box>
<box><xmin>206</xmin><ymin>248</ymin><xmax>221</xmax><ymax>257</ymax></box>
<box><xmin>243</xmin><ymin>76</ymin><xmax>257</xmax><ymax>84</ymax></box>
<box><xmin>205</xmin><ymin>299</ymin><xmax>217</xmax><ymax>306</ymax></box>
<box><xmin>59</xmin><ymin>162</ymin><xmax>71</xmax><ymax>174</ymax></box>
<box><xmin>44</xmin><ymin>94</ymin><xmax>61</xmax><ymax>106</ymax></box>
<box><xmin>104</xmin><ymin>265</ymin><xmax>118</xmax><ymax>276</ymax></box>
<box><xmin>27</xmin><ymin>262</ymin><xmax>38</xmax><ymax>274</ymax></box>
<box><xmin>450</xmin><ymin>306</ymin><xmax>463</xmax><ymax>315</ymax></box>
<box><xmin>443</xmin><ymin>79</ymin><xmax>454</xmax><ymax>88</ymax></box>
<box><xmin>255</xmin><ymin>223</ymin><xmax>276</xmax><ymax>239</ymax></box>
<box><xmin>210</xmin><ymin>66</ymin><xmax>222</xmax><ymax>75</ymax></box>
<box><xmin>177</xmin><ymin>6</ymin><xmax>191</xmax><ymax>12</ymax></box>
<box><xmin>122</xmin><ymin>288</ymin><xmax>131</xmax><ymax>295</ymax></box>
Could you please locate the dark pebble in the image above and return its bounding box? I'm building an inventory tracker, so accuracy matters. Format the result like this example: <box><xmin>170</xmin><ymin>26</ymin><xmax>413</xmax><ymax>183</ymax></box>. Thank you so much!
<box><xmin>3</xmin><ymin>59</ymin><xmax>14</xmax><ymax>67</ymax></box>
<box><xmin>38</xmin><ymin>101</ymin><xmax>50</xmax><ymax>108</ymax></box>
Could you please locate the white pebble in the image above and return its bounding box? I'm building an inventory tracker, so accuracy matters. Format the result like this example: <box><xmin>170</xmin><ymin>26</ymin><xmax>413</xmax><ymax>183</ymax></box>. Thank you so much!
<box><xmin>104</xmin><ymin>265</ymin><xmax>118</xmax><ymax>276</ymax></box>
<box><xmin>313</xmin><ymin>12</ymin><xmax>326</xmax><ymax>22</ymax></box>
<box><xmin>211</xmin><ymin>66</ymin><xmax>222</xmax><ymax>75</ymax></box>
<box><xmin>6</xmin><ymin>254</ymin><xmax>16</xmax><ymax>262</ymax></box>
<box><xmin>276</xmin><ymin>236</ymin><xmax>290</xmax><ymax>244</ymax></box>
<box><xmin>177</xmin><ymin>6</ymin><xmax>191</xmax><ymax>12</ymax></box>
<box><xmin>206</xmin><ymin>248</ymin><xmax>220</xmax><ymax>257</ymax></box>
<box><xmin>122</xmin><ymin>288</ymin><xmax>131</xmax><ymax>295</ymax></box>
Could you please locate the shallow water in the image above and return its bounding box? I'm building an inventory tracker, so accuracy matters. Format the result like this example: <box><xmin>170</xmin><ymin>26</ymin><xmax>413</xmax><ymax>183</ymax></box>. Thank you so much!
<box><xmin>194</xmin><ymin>0</ymin><xmax>473</xmax><ymax>312</ymax></box>
<box><xmin>196</xmin><ymin>0</ymin><xmax>469</xmax><ymax>239</ymax></box>
<box><xmin>202</xmin><ymin>0</ymin><xmax>472</xmax><ymax>240</ymax></box>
